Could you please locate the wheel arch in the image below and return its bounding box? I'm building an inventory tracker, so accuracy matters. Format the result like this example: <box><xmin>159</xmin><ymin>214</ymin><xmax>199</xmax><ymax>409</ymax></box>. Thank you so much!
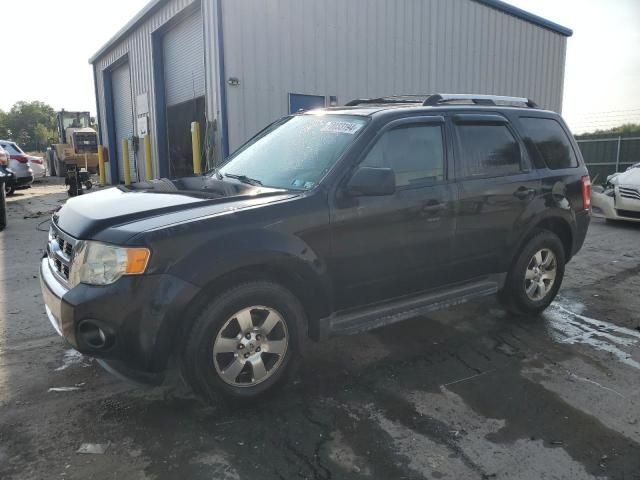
<box><xmin>535</xmin><ymin>216</ymin><xmax>573</xmax><ymax>261</ymax></box>
<box><xmin>171</xmin><ymin>259</ymin><xmax>332</xmax><ymax>358</ymax></box>
<box><xmin>509</xmin><ymin>214</ymin><xmax>574</xmax><ymax>269</ymax></box>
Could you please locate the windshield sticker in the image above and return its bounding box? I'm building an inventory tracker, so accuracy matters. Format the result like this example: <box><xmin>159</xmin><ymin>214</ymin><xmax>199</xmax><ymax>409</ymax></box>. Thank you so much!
<box><xmin>303</xmin><ymin>181</ymin><xmax>315</xmax><ymax>189</ymax></box>
<box><xmin>321</xmin><ymin>121</ymin><xmax>364</xmax><ymax>135</ymax></box>
<box><xmin>291</xmin><ymin>178</ymin><xmax>304</xmax><ymax>188</ymax></box>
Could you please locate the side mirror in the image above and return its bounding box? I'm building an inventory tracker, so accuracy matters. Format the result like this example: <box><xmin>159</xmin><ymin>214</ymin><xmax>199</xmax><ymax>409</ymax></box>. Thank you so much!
<box><xmin>346</xmin><ymin>166</ymin><xmax>395</xmax><ymax>196</ymax></box>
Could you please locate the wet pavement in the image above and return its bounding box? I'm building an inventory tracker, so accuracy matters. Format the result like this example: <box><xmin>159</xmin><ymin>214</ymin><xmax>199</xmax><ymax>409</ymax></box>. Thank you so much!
<box><xmin>1</xmin><ymin>178</ymin><xmax>639</xmax><ymax>479</ymax></box>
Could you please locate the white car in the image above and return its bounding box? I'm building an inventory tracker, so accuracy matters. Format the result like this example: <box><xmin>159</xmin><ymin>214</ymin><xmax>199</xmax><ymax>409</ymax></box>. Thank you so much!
<box><xmin>28</xmin><ymin>155</ymin><xmax>47</xmax><ymax>179</ymax></box>
<box><xmin>591</xmin><ymin>163</ymin><xmax>640</xmax><ymax>223</ymax></box>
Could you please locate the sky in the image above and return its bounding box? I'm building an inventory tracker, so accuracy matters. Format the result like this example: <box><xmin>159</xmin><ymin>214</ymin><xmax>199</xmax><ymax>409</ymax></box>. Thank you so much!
<box><xmin>0</xmin><ymin>0</ymin><xmax>638</xmax><ymax>134</ymax></box>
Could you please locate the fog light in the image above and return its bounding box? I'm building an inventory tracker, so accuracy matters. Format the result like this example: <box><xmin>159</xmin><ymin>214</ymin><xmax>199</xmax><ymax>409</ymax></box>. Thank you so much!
<box><xmin>78</xmin><ymin>320</ymin><xmax>113</xmax><ymax>350</ymax></box>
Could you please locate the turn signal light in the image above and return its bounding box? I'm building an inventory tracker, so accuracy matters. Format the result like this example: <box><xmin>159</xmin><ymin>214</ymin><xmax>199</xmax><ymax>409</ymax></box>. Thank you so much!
<box><xmin>126</xmin><ymin>248</ymin><xmax>151</xmax><ymax>274</ymax></box>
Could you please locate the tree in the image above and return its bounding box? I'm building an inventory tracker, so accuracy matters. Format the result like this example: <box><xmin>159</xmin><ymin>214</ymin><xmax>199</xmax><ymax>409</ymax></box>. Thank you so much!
<box><xmin>577</xmin><ymin>123</ymin><xmax>640</xmax><ymax>140</ymax></box>
<box><xmin>33</xmin><ymin>123</ymin><xmax>57</xmax><ymax>151</ymax></box>
<box><xmin>5</xmin><ymin>101</ymin><xmax>57</xmax><ymax>151</ymax></box>
<box><xmin>0</xmin><ymin>110</ymin><xmax>8</xmax><ymax>139</ymax></box>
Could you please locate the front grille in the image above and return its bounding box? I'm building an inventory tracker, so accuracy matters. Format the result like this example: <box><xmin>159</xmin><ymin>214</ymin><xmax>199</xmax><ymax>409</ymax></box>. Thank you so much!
<box><xmin>73</xmin><ymin>132</ymin><xmax>98</xmax><ymax>154</ymax></box>
<box><xmin>619</xmin><ymin>186</ymin><xmax>640</xmax><ymax>201</ymax></box>
<box><xmin>47</xmin><ymin>224</ymin><xmax>77</xmax><ymax>283</ymax></box>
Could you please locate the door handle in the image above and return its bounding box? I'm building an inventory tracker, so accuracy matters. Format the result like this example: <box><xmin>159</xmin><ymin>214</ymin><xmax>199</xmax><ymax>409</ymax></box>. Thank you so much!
<box><xmin>513</xmin><ymin>186</ymin><xmax>535</xmax><ymax>200</ymax></box>
<box><xmin>421</xmin><ymin>202</ymin><xmax>446</xmax><ymax>214</ymax></box>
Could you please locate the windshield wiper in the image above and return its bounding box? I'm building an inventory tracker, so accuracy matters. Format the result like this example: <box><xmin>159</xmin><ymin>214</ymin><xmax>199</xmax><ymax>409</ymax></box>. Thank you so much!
<box><xmin>224</xmin><ymin>173</ymin><xmax>263</xmax><ymax>186</ymax></box>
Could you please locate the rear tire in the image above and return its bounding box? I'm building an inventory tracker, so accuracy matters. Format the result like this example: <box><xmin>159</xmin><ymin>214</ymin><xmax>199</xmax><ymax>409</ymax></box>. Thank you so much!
<box><xmin>500</xmin><ymin>230</ymin><xmax>565</xmax><ymax>316</ymax></box>
<box><xmin>5</xmin><ymin>184</ymin><xmax>15</xmax><ymax>196</ymax></box>
<box><xmin>181</xmin><ymin>281</ymin><xmax>305</xmax><ymax>403</ymax></box>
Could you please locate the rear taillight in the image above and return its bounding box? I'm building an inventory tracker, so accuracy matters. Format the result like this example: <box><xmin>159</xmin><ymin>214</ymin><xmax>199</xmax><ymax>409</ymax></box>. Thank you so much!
<box><xmin>581</xmin><ymin>175</ymin><xmax>591</xmax><ymax>210</ymax></box>
<box><xmin>11</xmin><ymin>154</ymin><xmax>29</xmax><ymax>164</ymax></box>
<box><xmin>0</xmin><ymin>155</ymin><xmax>7</xmax><ymax>166</ymax></box>
<box><xmin>30</xmin><ymin>158</ymin><xmax>43</xmax><ymax>164</ymax></box>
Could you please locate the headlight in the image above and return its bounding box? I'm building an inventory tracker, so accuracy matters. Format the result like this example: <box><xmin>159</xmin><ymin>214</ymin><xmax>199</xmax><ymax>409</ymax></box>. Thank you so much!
<box><xmin>69</xmin><ymin>241</ymin><xmax>150</xmax><ymax>287</ymax></box>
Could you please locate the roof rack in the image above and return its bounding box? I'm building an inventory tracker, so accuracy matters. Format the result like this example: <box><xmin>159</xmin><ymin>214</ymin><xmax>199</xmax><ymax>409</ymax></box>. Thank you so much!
<box><xmin>345</xmin><ymin>94</ymin><xmax>539</xmax><ymax>109</ymax></box>
<box><xmin>422</xmin><ymin>94</ymin><xmax>538</xmax><ymax>108</ymax></box>
<box><xmin>344</xmin><ymin>96</ymin><xmax>425</xmax><ymax>106</ymax></box>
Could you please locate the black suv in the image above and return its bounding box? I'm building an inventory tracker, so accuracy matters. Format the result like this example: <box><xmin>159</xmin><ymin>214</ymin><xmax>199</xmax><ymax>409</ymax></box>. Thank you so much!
<box><xmin>40</xmin><ymin>94</ymin><xmax>591</xmax><ymax>401</ymax></box>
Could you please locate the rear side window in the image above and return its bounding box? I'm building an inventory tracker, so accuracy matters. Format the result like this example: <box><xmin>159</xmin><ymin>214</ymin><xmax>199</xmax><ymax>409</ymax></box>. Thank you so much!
<box><xmin>519</xmin><ymin>117</ymin><xmax>578</xmax><ymax>169</ymax></box>
<box><xmin>455</xmin><ymin>124</ymin><xmax>521</xmax><ymax>178</ymax></box>
<box><xmin>0</xmin><ymin>143</ymin><xmax>22</xmax><ymax>155</ymax></box>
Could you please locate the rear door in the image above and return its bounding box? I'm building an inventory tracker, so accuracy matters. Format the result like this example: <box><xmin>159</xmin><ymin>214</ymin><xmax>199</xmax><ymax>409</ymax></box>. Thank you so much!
<box><xmin>329</xmin><ymin>116</ymin><xmax>456</xmax><ymax>310</ymax></box>
<box><xmin>450</xmin><ymin>113</ymin><xmax>540</xmax><ymax>281</ymax></box>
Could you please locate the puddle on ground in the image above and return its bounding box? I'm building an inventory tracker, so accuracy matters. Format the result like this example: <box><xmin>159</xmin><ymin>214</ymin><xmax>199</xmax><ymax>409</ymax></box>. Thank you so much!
<box><xmin>544</xmin><ymin>298</ymin><xmax>640</xmax><ymax>370</ymax></box>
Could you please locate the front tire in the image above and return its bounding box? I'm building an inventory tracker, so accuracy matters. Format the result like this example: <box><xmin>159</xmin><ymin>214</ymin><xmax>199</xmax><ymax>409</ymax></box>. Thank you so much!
<box><xmin>501</xmin><ymin>230</ymin><xmax>565</xmax><ymax>316</ymax></box>
<box><xmin>181</xmin><ymin>281</ymin><xmax>305</xmax><ymax>402</ymax></box>
<box><xmin>54</xmin><ymin>152</ymin><xmax>65</xmax><ymax>178</ymax></box>
<box><xmin>47</xmin><ymin>150</ymin><xmax>57</xmax><ymax>177</ymax></box>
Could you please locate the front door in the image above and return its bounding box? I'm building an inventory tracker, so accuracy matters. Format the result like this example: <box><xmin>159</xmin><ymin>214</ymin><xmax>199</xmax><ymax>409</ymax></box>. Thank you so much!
<box><xmin>329</xmin><ymin>117</ymin><xmax>456</xmax><ymax>310</ymax></box>
<box><xmin>449</xmin><ymin>113</ymin><xmax>540</xmax><ymax>281</ymax></box>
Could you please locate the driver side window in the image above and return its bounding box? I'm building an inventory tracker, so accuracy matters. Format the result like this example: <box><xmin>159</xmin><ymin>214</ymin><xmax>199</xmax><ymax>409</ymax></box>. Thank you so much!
<box><xmin>361</xmin><ymin>124</ymin><xmax>445</xmax><ymax>186</ymax></box>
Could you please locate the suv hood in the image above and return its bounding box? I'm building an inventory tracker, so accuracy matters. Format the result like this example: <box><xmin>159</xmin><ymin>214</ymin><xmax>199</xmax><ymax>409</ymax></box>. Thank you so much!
<box><xmin>55</xmin><ymin>178</ymin><xmax>296</xmax><ymax>240</ymax></box>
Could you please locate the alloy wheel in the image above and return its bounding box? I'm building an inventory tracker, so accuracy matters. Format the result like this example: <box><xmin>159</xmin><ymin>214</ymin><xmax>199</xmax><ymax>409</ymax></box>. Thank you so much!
<box><xmin>212</xmin><ymin>306</ymin><xmax>289</xmax><ymax>387</ymax></box>
<box><xmin>524</xmin><ymin>248</ymin><xmax>557</xmax><ymax>301</ymax></box>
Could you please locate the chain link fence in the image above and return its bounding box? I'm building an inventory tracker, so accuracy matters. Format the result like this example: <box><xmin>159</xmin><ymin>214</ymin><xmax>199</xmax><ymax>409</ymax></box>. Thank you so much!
<box><xmin>576</xmin><ymin>136</ymin><xmax>640</xmax><ymax>184</ymax></box>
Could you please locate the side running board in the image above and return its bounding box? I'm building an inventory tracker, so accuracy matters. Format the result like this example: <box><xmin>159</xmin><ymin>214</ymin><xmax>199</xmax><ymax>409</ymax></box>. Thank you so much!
<box><xmin>317</xmin><ymin>275</ymin><xmax>505</xmax><ymax>339</ymax></box>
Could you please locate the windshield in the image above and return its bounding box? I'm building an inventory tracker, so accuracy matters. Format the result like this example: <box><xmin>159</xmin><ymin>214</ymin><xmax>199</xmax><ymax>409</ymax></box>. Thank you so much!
<box><xmin>61</xmin><ymin>113</ymin><xmax>90</xmax><ymax>129</ymax></box>
<box><xmin>218</xmin><ymin>114</ymin><xmax>368</xmax><ymax>190</ymax></box>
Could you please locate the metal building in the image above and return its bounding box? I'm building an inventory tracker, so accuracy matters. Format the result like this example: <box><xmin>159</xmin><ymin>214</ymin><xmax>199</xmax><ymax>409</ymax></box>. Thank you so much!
<box><xmin>90</xmin><ymin>0</ymin><xmax>572</xmax><ymax>184</ymax></box>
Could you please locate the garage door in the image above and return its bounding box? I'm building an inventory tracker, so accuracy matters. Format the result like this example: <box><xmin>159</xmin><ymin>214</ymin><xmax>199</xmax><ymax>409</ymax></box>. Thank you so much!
<box><xmin>163</xmin><ymin>11</ymin><xmax>205</xmax><ymax>107</ymax></box>
<box><xmin>162</xmin><ymin>11</ymin><xmax>206</xmax><ymax>177</ymax></box>
<box><xmin>111</xmin><ymin>62</ymin><xmax>136</xmax><ymax>182</ymax></box>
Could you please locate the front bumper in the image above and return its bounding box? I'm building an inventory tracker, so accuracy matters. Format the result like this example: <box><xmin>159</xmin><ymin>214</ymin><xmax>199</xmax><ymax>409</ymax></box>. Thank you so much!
<box><xmin>591</xmin><ymin>191</ymin><xmax>640</xmax><ymax>223</ymax></box>
<box><xmin>39</xmin><ymin>257</ymin><xmax>200</xmax><ymax>381</ymax></box>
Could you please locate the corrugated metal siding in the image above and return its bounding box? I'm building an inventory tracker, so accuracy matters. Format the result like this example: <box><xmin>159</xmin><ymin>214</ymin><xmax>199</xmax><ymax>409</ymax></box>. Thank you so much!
<box><xmin>221</xmin><ymin>0</ymin><xmax>567</xmax><ymax>152</ymax></box>
<box><xmin>111</xmin><ymin>62</ymin><xmax>136</xmax><ymax>182</ymax></box>
<box><xmin>93</xmin><ymin>0</ymin><xmax>200</xmax><ymax>184</ymax></box>
<box><xmin>163</xmin><ymin>11</ymin><xmax>206</xmax><ymax>106</ymax></box>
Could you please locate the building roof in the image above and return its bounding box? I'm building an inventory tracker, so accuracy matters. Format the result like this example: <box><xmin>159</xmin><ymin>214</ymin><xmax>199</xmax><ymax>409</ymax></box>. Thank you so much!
<box><xmin>89</xmin><ymin>0</ymin><xmax>167</xmax><ymax>64</ymax></box>
<box><xmin>472</xmin><ymin>0</ymin><xmax>573</xmax><ymax>37</ymax></box>
<box><xmin>89</xmin><ymin>0</ymin><xmax>572</xmax><ymax>64</ymax></box>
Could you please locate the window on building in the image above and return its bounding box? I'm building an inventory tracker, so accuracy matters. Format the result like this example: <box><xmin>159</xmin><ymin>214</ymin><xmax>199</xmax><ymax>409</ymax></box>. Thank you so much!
<box><xmin>456</xmin><ymin>124</ymin><xmax>521</xmax><ymax>177</ymax></box>
<box><xmin>361</xmin><ymin>124</ymin><xmax>445</xmax><ymax>186</ymax></box>
<box><xmin>519</xmin><ymin>117</ymin><xmax>578</xmax><ymax>169</ymax></box>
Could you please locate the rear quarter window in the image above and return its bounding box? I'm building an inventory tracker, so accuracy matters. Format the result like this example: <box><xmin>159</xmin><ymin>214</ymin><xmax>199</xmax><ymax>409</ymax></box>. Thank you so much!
<box><xmin>519</xmin><ymin>117</ymin><xmax>578</xmax><ymax>169</ymax></box>
<box><xmin>0</xmin><ymin>143</ymin><xmax>22</xmax><ymax>155</ymax></box>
